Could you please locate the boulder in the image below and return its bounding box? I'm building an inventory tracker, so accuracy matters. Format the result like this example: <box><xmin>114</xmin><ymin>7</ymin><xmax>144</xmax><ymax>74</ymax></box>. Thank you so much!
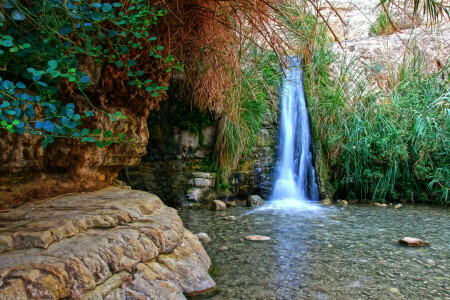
<box><xmin>210</xmin><ymin>200</ymin><xmax>226</xmax><ymax>211</ymax></box>
<box><xmin>0</xmin><ymin>188</ymin><xmax>215</xmax><ymax>299</ymax></box>
<box><xmin>246</xmin><ymin>195</ymin><xmax>264</xmax><ymax>207</ymax></box>
<box><xmin>398</xmin><ymin>237</ymin><xmax>430</xmax><ymax>247</ymax></box>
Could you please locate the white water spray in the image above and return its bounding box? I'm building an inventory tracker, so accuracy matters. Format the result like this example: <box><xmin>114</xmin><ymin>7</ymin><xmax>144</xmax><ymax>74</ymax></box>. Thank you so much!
<box><xmin>267</xmin><ymin>57</ymin><xmax>320</xmax><ymax>210</ymax></box>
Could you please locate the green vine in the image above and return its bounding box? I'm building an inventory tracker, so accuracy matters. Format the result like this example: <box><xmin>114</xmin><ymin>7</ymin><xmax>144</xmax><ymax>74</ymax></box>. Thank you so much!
<box><xmin>0</xmin><ymin>0</ymin><xmax>175</xmax><ymax>147</ymax></box>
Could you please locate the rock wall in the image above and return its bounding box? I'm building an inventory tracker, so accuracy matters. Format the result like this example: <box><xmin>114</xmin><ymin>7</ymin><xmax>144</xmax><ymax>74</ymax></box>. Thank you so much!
<box><xmin>322</xmin><ymin>0</ymin><xmax>450</xmax><ymax>92</ymax></box>
<box><xmin>121</xmin><ymin>88</ymin><xmax>278</xmax><ymax>207</ymax></box>
<box><xmin>0</xmin><ymin>56</ymin><xmax>154</xmax><ymax>209</ymax></box>
<box><xmin>0</xmin><ymin>187</ymin><xmax>215</xmax><ymax>299</ymax></box>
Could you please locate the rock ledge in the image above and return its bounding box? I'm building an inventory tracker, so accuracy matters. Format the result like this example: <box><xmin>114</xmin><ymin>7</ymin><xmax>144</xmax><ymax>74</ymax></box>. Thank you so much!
<box><xmin>0</xmin><ymin>187</ymin><xmax>215</xmax><ymax>299</ymax></box>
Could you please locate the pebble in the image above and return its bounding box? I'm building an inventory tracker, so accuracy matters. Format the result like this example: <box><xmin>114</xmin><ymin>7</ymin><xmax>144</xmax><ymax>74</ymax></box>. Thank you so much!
<box><xmin>390</xmin><ymin>287</ymin><xmax>400</xmax><ymax>293</ymax></box>
<box><xmin>244</xmin><ymin>235</ymin><xmax>271</xmax><ymax>241</ymax></box>
<box><xmin>219</xmin><ymin>246</ymin><xmax>230</xmax><ymax>251</ymax></box>
<box><xmin>196</xmin><ymin>232</ymin><xmax>211</xmax><ymax>243</ymax></box>
<box><xmin>224</xmin><ymin>216</ymin><xmax>237</xmax><ymax>221</ymax></box>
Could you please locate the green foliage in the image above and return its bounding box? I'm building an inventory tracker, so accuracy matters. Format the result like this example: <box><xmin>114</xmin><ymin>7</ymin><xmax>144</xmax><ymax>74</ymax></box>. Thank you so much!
<box><xmin>369</xmin><ymin>13</ymin><xmax>397</xmax><ymax>37</ymax></box>
<box><xmin>215</xmin><ymin>48</ymin><xmax>281</xmax><ymax>169</ymax></box>
<box><xmin>303</xmin><ymin>35</ymin><xmax>449</xmax><ymax>204</ymax></box>
<box><xmin>0</xmin><ymin>0</ymin><xmax>171</xmax><ymax>147</ymax></box>
<box><xmin>180</xmin><ymin>111</ymin><xmax>213</xmax><ymax>145</ymax></box>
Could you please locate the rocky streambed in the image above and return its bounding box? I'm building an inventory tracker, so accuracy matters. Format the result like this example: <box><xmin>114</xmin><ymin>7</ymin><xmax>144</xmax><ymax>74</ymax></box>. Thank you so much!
<box><xmin>179</xmin><ymin>202</ymin><xmax>449</xmax><ymax>299</ymax></box>
<box><xmin>0</xmin><ymin>187</ymin><xmax>215</xmax><ymax>299</ymax></box>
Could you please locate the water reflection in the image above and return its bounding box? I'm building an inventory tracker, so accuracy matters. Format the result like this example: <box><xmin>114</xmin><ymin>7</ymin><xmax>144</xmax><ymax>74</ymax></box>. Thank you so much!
<box><xmin>180</xmin><ymin>204</ymin><xmax>449</xmax><ymax>299</ymax></box>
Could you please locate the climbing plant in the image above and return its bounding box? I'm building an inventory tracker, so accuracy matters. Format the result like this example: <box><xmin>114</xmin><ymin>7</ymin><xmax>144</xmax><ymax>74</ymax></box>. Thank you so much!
<box><xmin>0</xmin><ymin>0</ymin><xmax>173</xmax><ymax>147</ymax></box>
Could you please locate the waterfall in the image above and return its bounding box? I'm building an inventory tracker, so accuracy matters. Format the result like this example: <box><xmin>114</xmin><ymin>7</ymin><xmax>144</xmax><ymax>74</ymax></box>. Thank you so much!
<box><xmin>269</xmin><ymin>57</ymin><xmax>319</xmax><ymax>209</ymax></box>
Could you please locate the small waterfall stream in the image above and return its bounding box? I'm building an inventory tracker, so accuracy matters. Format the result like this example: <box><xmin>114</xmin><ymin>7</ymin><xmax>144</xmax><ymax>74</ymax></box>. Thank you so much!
<box><xmin>269</xmin><ymin>57</ymin><xmax>319</xmax><ymax>210</ymax></box>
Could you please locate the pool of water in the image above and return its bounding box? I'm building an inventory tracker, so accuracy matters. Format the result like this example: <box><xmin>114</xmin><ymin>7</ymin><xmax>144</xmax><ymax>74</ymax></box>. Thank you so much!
<box><xmin>179</xmin><ymin>203</ymin><xmax>449</xmax><ymax>300</ymax></box>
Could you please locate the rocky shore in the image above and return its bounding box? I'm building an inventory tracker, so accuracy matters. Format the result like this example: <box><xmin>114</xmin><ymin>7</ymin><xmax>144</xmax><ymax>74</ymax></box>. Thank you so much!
<box><xmin>0</xmin><ymin>187</ymin><xmax>215</xmax><ymax>299</ymax></box>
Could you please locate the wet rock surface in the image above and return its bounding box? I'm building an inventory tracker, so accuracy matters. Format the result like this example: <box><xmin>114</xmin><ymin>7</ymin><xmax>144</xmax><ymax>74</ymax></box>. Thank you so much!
<box><xmin>0</xmin><ymin>188</ymin><xmax>215</xmax><ymax>299</ymax></box>
<box><xmin>246</xmin><ymin>195</ymin><xmax>265</xmax><ymax>207</ymax></box>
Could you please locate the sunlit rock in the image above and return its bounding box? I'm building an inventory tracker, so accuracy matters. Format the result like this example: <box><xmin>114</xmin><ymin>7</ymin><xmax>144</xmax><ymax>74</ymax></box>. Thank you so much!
<box><xmin>210</xmin><ymin>200</ymin><xmax>226</xmax><ymax>211</ymax></box>
<box><xmin>398</xmin><ymin>237</ymin><xmax>430</xmax><ymax>247</ymax></box>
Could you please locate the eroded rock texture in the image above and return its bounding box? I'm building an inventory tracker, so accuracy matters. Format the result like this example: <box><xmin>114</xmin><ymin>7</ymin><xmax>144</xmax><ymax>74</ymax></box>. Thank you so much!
<box><xmin>0</xmin><ymin>188</ymin><xmax>215</xmax><ymax>299</ymax></box>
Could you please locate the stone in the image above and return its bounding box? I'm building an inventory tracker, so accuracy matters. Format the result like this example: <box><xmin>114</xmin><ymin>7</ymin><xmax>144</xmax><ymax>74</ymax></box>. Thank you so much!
<box><xmin>223</xmin><ymin>216</ymin><xmax>237</xmax><ymax>221</ymax></box>
<box><xmin>192</xmin><ymin>172</ymin><xmax>216</xmax><ymax>179</ymax></box>
<box><xmin>226</xmin><ymin>201</ymin><xmax>237</xmax><ymax>208</ymax></box>
<box><xmin>337</xmin><ymin>199</ymin><xmax>348</xmax><ymax>207</ymax></box>
<box><xmin>398</xmin><ymin>237</ymin><xmax>430</xmax><ymax>247</ymax></box>
<box><xmin>196</xmin><ymin>233</ymin><xmax>211</xmax><ymax>244</ymax></box>
<box><xmin>186</xmin><ymin>187</ymin><xmax>207</xmax><ymax>202</ymax></box>
<box><xmin>244</xmin><ymin>235</ymin><xmax>271</xmax><ymax>241</ymax></box>
<box><xmin>193</xmin><ymin>178</ymin><xmax>213</xmax><ymax>187</ymax></box>
<box><xmin>320</xmin><ymin>198</ymin><xmax>333</xmax><ymax>205</ymax></box>
<box><xmin>210</xmin><ymin>200</ymin><xmax>226</xmax><ymax>211</ymax></box>
<box><xmin>380</xmin><ymin>204</ymin><xmax>388</xmax><ymax>207</ymax></box>
<box><xmin>246</xmin><ymin>195</ymin><xmax>264</xmax><ymax>207</ymax></box>
<box><xmin>394</xmin><ymin>204</ymin><xmax>402</xmax><ymax>209</ymax></box>
<box><xmin>0</xmin><ymin>188</ymin><xmax>215</xmax><ymax>299</ymax></box>
<box><xmin>218</xmin><ymin>246</ymin><xmax>230</xmax><ymax>251</ymax></box>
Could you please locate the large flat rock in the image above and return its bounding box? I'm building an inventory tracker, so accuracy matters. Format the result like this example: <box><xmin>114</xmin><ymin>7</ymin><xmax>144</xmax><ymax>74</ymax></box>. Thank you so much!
<box><xmin>0</xmin><ymin>187</ymin><xmax>215</xmax><ymax>299</ymax></box>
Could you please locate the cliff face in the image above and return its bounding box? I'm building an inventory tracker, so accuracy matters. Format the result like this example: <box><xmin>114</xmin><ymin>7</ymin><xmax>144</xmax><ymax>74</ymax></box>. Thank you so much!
<box><xmin>121</xmin><ymin>86</ymin><xmax>278</xmax><ymax>207</ymax></box>
<box><xmin>323</xmin><ymin>0</ymin><xmax>450</xmax><ymax>91</ymax></box>
<box><xmin>0</xmin><ymin>56</ymin><xmax>155</xmax><ymax>209</ymax></box>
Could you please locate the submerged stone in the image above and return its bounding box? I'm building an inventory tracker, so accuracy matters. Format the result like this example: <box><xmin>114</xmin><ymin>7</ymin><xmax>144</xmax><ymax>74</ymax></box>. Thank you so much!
<box><xmin>398</xmin><ymin>237</ymin><xmax>430</xmax><ymax>247</ymax></box>
<box><xmin>320</xmin><ymin>198</ymin><xmax>332</xmax><ymax>205</ymax></box>
<box><xmin>245</xmin><ymin>235</ymin><xmax>271</xmax><ymax>241</ymax></box>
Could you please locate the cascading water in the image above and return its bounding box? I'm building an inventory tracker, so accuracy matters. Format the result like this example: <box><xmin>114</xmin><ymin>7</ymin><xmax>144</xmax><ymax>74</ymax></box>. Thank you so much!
<box><xmin>268</xmin><ymin>57</ymin><xmax>320</xmax><ymax>210</ymax></box>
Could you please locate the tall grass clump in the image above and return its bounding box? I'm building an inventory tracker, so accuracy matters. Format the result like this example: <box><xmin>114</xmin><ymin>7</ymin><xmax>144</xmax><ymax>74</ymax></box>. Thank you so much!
<box><xmin>304</xmin><ymin>35</ymin><xmax>449</xmax><ymax>204</ymax></box>
<box><xmin>369</xmin><ymin>13</ymin><xmax>398</xmax><ymax>36</ymax></box>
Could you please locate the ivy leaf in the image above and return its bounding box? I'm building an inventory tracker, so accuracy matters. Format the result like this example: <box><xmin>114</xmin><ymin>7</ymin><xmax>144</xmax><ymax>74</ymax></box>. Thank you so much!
<box><xmin>93</xmin><ymin>128</ymin><xmax>102</xmax><ymax>135</ymax></box>
<box><xmin>81</xmin><ymin>128</ymin><xmax>90</xmax><ymax>136</ymax></box>
<box><xmin>2</xmin><ymin>40</ymin><xmax>13</xmax><ymax>47</ymax></box>
<box><xmin>80</xmin><ymin>75</ymin><xmax>90</xmax><ymax>83</ymax></box>
<box><xmin>16</xmin><ymin>82</ymin><xmax>26</xmax><ymax>89</ymax></box>
<box><xmin>102</xmin><ymin>3</ymin><xmax>112</xmax><ymax>12</ymax></box>
<box><xmin>109</xmin><ymin>30</ymin><xmax>118</xmax><ymax>37</ymax></box>
<box><xmin>61</xmin><ymin>116</ymin><xmax>70</xmax><ymax>125</ymax></box>
<box><xmin>105</xmin><ymin>130</ymin><xmax>113</xmax><ymax>137</ymax></box>
<box><xmin>60</xmin><ymin>26</ymin><xmax>73</xmax><ymax>36</ymax></box>
<box><xmin>11</xmin><ymin>10</ymin><xmax>25</xmax><ymax>21</ymax></box>
<box><xmin>48</xmin><ymin>60</ymin><xmax>57</xmax><ymax>69</ymax></box>
<box><xmin>43</xmin><ymin>120</ymin><xmax>55</xmax><ymax>132</ymax></box>
<box><xmin>25</xmin><ymin>105</ymin><xmax>35</xmax><ymax>120</ymax></box>
<box><xmin>156</xmin><ymin>45</ymin><xmax>164</xmax><ymax>50</ymax></box>
<box><xmin>127</xmin><ymin>59</ymin><xmax>136</xmax><ymax>66</ymax></box>
<box><xmin>95</xmin><ymin>141</ymin><xmax>104</xmax><ymax>148</ymax></box>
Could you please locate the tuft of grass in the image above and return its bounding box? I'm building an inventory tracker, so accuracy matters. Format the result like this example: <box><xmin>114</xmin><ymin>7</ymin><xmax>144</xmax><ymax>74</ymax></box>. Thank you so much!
<box><xmin>369</xmin><ymin>13</ymin><xmax>398</xmax><ymax>36</ymax></box>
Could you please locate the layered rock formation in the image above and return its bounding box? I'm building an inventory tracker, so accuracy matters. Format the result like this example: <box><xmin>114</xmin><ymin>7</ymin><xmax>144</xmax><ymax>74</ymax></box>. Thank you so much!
<box><xmin>0</xmin><ymin>187</ymin><xmax>215</xmax><ymax>299</ymax></box>
<box><xmin>121</xmin><ymin>89</ymin><xmax>277</xmax><ymax>207</ymax></box>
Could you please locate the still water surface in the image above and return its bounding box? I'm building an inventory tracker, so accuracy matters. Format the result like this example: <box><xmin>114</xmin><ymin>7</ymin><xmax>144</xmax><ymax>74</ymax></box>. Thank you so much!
<box><xmin>179</xmin><ymin>203</ymin><xmax>449</xmax><ymax>300</ymax></box>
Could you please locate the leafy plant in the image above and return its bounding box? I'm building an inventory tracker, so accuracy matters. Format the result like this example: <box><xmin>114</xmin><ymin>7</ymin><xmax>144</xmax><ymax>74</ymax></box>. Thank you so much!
<box><xmin>0</xmin><ymin>0</ymin><xmax>172</xmax><ymax>147</ymax></box>
<box><xmin>369</xmin><ymin>12</ymin><xmax>398</xmax><ymax>36</ymax></box>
